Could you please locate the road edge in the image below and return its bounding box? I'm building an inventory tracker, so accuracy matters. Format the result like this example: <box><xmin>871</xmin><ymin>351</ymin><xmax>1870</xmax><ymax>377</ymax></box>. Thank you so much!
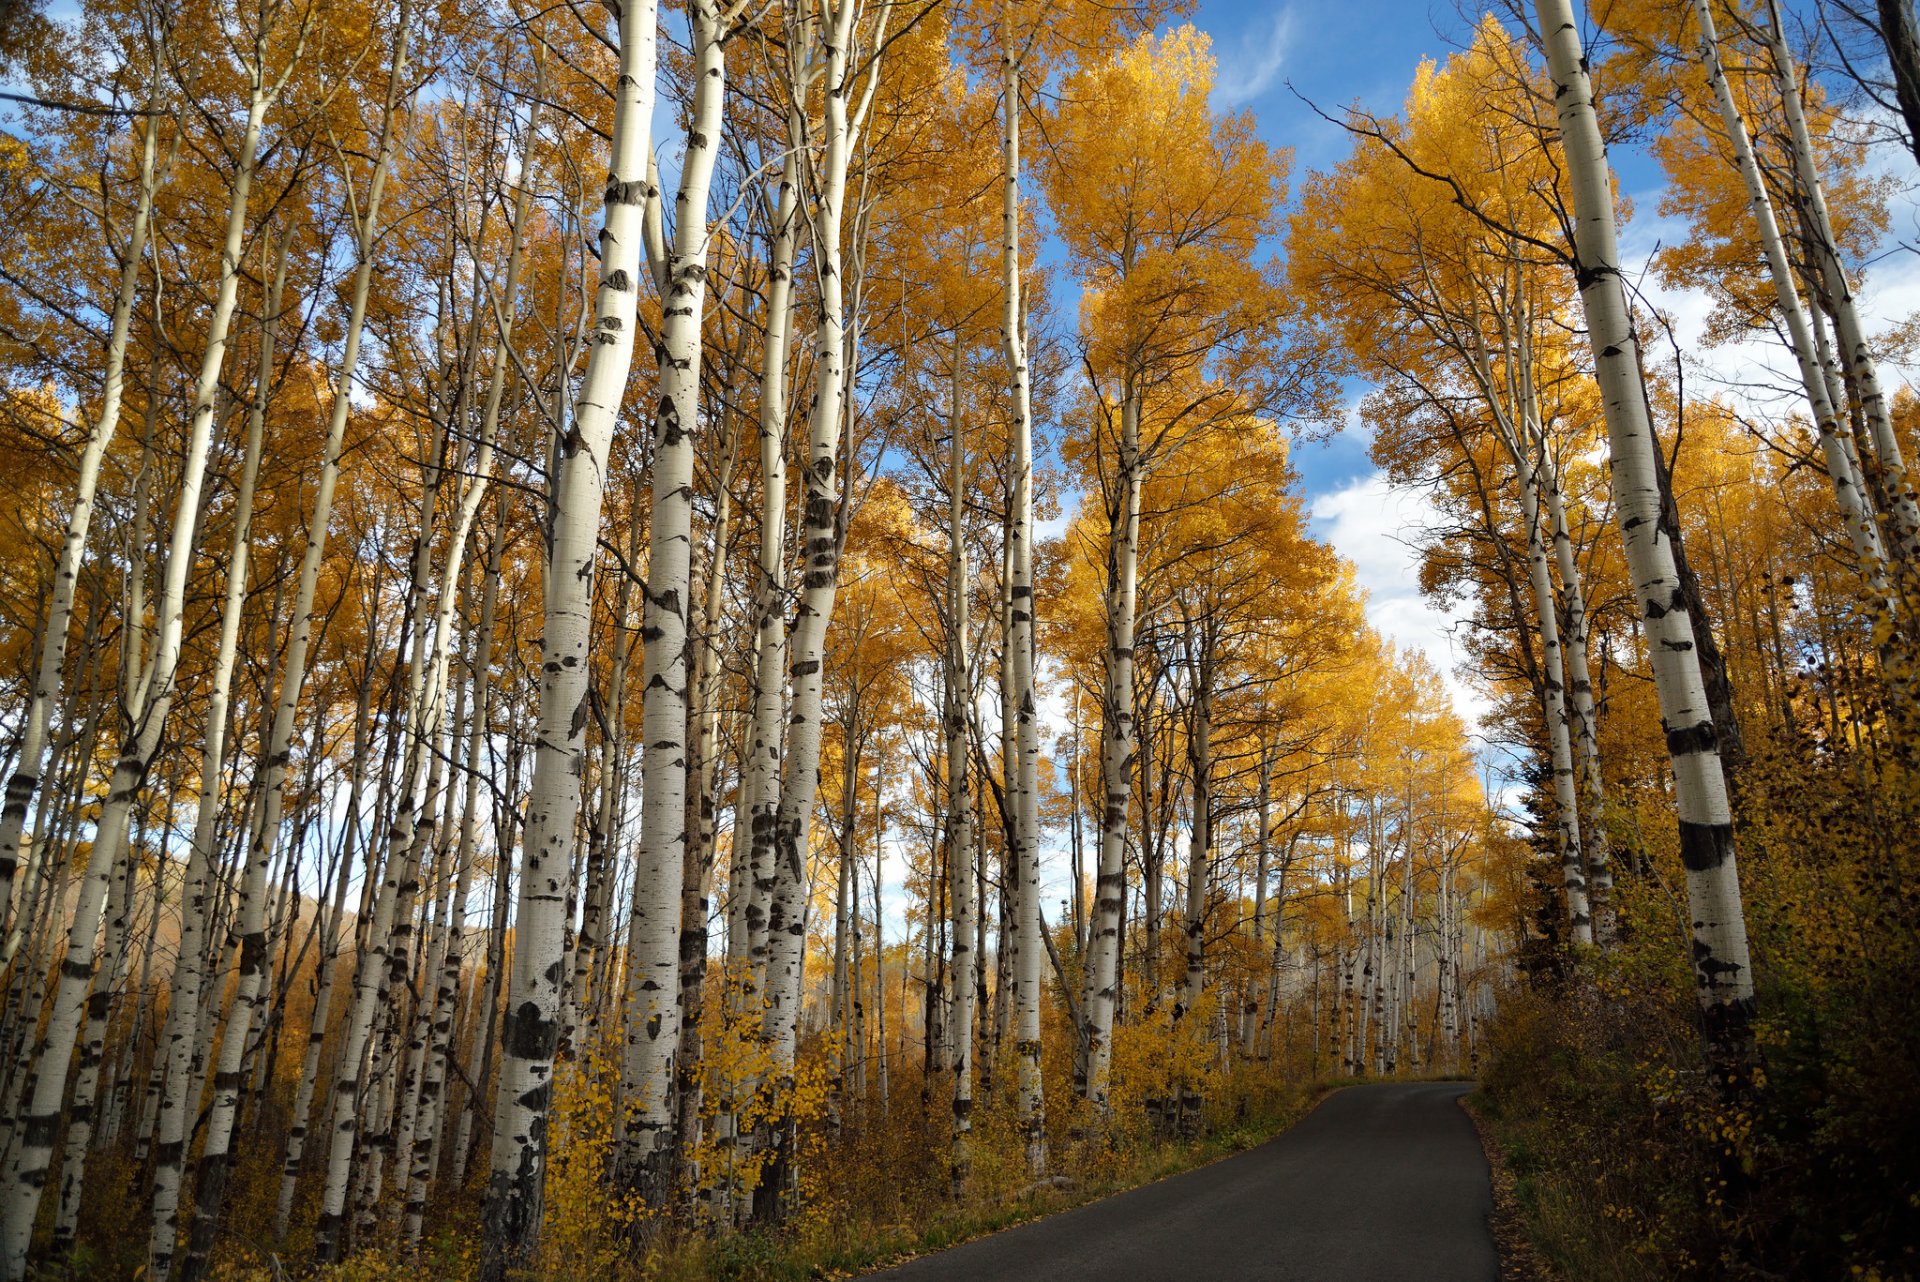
<box><xmin>1457</xmin><ymin>1092</ymin><xmax>1556</xmax><ymax>1282</ymax></box>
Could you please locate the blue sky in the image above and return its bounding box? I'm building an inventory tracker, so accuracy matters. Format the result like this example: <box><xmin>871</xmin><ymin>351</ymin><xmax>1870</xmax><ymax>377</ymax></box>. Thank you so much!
<box><xmin>1146</xmin><ymin>0</ymin><xmax>1920</xmax><ymax>750</ymax></box>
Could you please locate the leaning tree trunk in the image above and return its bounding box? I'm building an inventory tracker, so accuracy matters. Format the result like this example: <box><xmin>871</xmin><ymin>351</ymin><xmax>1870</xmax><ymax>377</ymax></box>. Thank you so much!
<box><xmin>0</xmin><ymin>106</ymin><xmax>166</xmax><ymax>935</ymax></box>
<box><xmin>1534</xmin><ymin>0</ymin><xmax>1757</xmax><ymax>1084</ymax></box>
<box><xmin>1763</xmin><ymin>0</ymin><xmax>1920</xmax><ymax>563</ymax></box>
<box><xmin>477</xmin><ymin>0</ymin><xmax>657</xmax><ymax>1272</ymax></box>
<box><xmin>1692</xmin><ymin>0</ymin><xmax>1888</xmax><ymax>589</ymax></box>
<box><xmin>0</xmin><ymin>68</ymin><xmax>268</xmax><ymax>1282</ymax></box>
<box><xmin>145</xmin><ymin>221</ymin><xmax>288</xmax><ymax>1281</ymax></box>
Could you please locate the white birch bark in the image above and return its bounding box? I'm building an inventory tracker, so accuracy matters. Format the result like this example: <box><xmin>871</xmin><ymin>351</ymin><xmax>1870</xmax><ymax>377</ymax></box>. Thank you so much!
<box><xmin>1534</xmin><ymin>0</ymin><xmax>1756</xmax><ymax>1076</ymax></box>
<box><xmin>1760</xmin><ymin>0</ymin><xmax>1920</xmax><ymax>562</ymax></box>
<box><xmin>0</xmin><ymin>49</ymin><xmax>277</xmax><ymax>1275</ymax></box>
<box><xmin>621</xmin><ymin>0</ymin><xmax>733</xmax><ymax>1189</ymax></box>
<box><xmin>0</xmin><ymin>106</ymin><xmax>167</xmax><ymax>935</ymax></box>
<box><xmin>1692</xmin><ymin>0</ymin><xmax>1888</xmax><ymax>582</ymax></box>
<box><xmin>478</xmin><ymin>0</ymin><xmax>657</xmax><ymax>1267</ymax></box>
<box><xmin>146</xmin><ymin>220</ymin><xmax>288</xmax><ymax>1281</ymax></box>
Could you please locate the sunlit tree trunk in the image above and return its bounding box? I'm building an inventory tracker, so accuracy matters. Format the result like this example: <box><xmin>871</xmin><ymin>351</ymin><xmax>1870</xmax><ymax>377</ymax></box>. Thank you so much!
<box><xmin>1692</xmin><ymin>0</ymin><xmax>1888</xmax><ymax>586</ymax></box>
<box><xmin>146</xmin><ymin>220</ymin><xmax>288</xmax><ymax>1279</ymax></box>
<box><xmin>478</xmin><ymin>0</ymin><xmax>657</xmax><ymax>1269</ymax></box>
<box><xmin>1534</xmin><ymin>0</ymin><xmax>1756</xmax><ymax>1083</ymax></box>
<box><xmin>737</xmin><ymin>147</ymin><xmax>799</xmax><ymax>997</ymax></box>
<box><xmin>622</xmin><ymin>0</ymin><xmax>731</xmax><ymax>1194</ymax></box>
<box><xmin>0</xmin><ymin>50</ymin><xmax>275</xmax><ymax>1276</ymax></box>
<box><xmin>1761</xmin><ymin>0</ymin><xmax>1920</xmax><ymax>563</ymax></box>
<box><xmin>999</xmin><ymin>48</ymin><xmax>1047</xmax><ymax>1177</ymax></box>
<box><xmin>762</xmin><ymin>0</ymin><xmax>889</xmax><ymax>1214</ymax></box>
<box><xmin>0</xmin><ymin>104</ymin><xmax>167</xmax><ymax>937</ymax></box>
<box><xmin>1082</xmin><ymin>390</ymin><xmax>1142</xmax><ymax>1113</ymax></box>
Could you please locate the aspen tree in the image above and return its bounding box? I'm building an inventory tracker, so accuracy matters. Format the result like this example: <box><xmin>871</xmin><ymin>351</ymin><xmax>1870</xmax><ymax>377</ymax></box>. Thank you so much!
<box><xmin>147</xmin><ymin>219</ymin><xmax>291</xmax><ymax>1281</ymax></box>
<box><xmin>1759</xmin><ymin>0</ymin><xmax>1920</xmax><ymax>564</ymax></box>
<box><xmin>621</xmin><ymin>0</ymin><xmax>753</xmax><ymax>1194</ymax></box>
<box><xmin>0</xmin><ymin>2</ymin><xmax>309</xmax><ymax>1261</ymax></box>
<box><xmin>0</xmin><ymin>91</ymin><xmax>169</xmax><ymax>934</ymax></box>
<box><xmin>291</xmin><ymin>0</ymin><xmax>430</xmax><ymax>1255</ymax></box>
<box><xmin>761</xmin><ymin>0</ymin><xmax>897</xmax><ymax>1210</ymax></box>
<box><xmin>478</xmin><ymin>0</ymin><xmax>658</xmax><ymax>1268</ymax></box>
<box><xmin>1533</xmin><ymin>0</ymin><xmax>1757</xmax><ymax>1079</ymax></box>
<box><xmin>1688</xmin><ymin>0</ymin><xmax>1888</xmax><ymax>588</ymax></box>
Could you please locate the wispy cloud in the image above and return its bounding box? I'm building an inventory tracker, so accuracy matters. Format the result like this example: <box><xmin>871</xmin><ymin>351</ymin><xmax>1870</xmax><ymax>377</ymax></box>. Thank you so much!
<box><xmin>1212</xmin><ymin>9</ymin><xmax>1296</xmax><ymax>107</ymax></box>
<box><xmin>1310</xmin><ymin>471</ymin><xmax>1488</xmax><ymax>731</ymax></box>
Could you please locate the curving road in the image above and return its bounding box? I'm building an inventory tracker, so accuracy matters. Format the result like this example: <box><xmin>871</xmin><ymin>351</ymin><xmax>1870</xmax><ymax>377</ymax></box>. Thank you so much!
<box><xmin>864</xmin><ymin>1082</ymin><xmax>1498</xmax><ymax>1282</ymax></box>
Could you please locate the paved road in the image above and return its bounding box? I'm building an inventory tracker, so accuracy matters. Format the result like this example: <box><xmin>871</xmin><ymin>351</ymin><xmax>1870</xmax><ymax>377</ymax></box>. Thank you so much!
<box><xmin>865</xmin><ymin>1082</ymin><xmax>1498</xmax><ymax>1282</ymax></box>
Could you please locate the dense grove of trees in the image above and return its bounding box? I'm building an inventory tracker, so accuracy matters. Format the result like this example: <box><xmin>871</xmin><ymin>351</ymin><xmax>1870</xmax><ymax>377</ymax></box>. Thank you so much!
<box><xmin>0</xmin><ymin>0</ymin><xmax>1915</xmax><ymax>1277</ymax></box>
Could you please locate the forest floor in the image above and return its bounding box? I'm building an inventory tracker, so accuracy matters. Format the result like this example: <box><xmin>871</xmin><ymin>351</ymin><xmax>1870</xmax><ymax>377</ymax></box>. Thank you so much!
<box><xmin>846</xmin><ymin>1082</ymin><xmax>1498</xmax><ymax>1282</ymax></box>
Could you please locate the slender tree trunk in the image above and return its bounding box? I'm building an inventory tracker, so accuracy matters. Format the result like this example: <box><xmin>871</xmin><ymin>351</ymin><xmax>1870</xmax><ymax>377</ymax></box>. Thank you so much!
<box><xmin>0</xmin><ymin>106</ymin><xmax>167</xmax><ymax>936</ymax></box>
<box><xmin>761</xmin><ymin>0</ymin><xmax>879</xmax><ymax>1215</ymax></box>
<box><xmin>477</xmin><ymin>0</ymin><xmax>656</xmax><ymax>1270</ymax></box>
<box><xmin>998</xmin><ymin>48</ymin><xmax>1047</xmax><ymax>1177</ymax></box>
<box><xmin>945</xmin><ymin>342</ymin><xmax>976</xmax><ymax>1196</ymax></box>
<box><xmin>1763</xmin><ymin>0</ymin><xmax>1920</xmax><ymax>562</ymax></box>
<box><xmin>1534</xmin><ymin>0</ymin><xmax>1757</xmax><ymax>1083</ymax></box>
<box><xmin>622</xmin><ymin>0</ymin><xmax>729</xmax><ymax>1193</ymax></box>
<box><xmin>1082</xmin><ymin>391</ymin><xmax>1143</xmax><ymax>1112</ymax></box>
<box><xmin>737</xmin><ymin>148</ymin><xmax>799</xmax><ymax>1001</ymax></box>
<box><xmin>1693</xmin><ymin>0</ymin><xmax>1889</xmax><ymax>587</ymax></box>
<box><xmin>147</xmin><ymin>220</ymin><xmax>288</xmax><ymax>1279</ymax></box>
<box><xmin>0</xmin><ymin>59</ymin><xmax>271</xmax><ymax>1278</ymax></box>
<box><xmin>1518</xmin><ymin>446</ymin><xmax>1591</xmax><ymax>944</ymax></box>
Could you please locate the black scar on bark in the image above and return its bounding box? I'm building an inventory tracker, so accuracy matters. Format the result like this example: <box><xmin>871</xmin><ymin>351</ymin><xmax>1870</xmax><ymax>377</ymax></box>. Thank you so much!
<box><xmin>1665</xmin><ymin>719</ymin><xmax>1718</xmax><ymax>758</ymax></box>
<box><xmin>1678</xmin><ymin>819</ymin><xmax>1734</xmax><ymax>873</ymax></box>
<box><xmin>607</xmin><ymin>178</ymin><xmax>648</xmax><ymax>206</ymax></box>
<box><xmin>502</xmin><ymin>1000</ymin><xmax>557</xmax><ymax>1058</ymax></box>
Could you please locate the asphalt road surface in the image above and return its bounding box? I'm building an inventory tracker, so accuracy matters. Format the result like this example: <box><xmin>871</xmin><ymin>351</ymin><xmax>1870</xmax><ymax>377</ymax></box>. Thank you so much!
<box><xmin>864</xmin><ymin>1082</ymin><xmax>1498</xmax><ymax>1282</ymax></box>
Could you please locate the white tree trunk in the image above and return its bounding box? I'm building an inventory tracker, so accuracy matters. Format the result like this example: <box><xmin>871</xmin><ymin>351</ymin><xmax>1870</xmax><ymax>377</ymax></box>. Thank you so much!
<box><xmin>0</xmin><ymin>108</ymin><xmax>167</xmax><ymax>935</ymax></box>
<box><xmin>0</xmin><ymin>66</ymin><xmax>269</xmax><ymax>1280</ymax></box>
<box><xmin>1761</xmin><ymin>0</ymin><xmax>1920</xmax><ymax>561</ymax></box>
<box><xmin>945</xmin><ymin>343</ymin><xmax>976</xmax><ymax>1196</ymax></box>
<box><xmin>1000</xmin><ymin>50</ymin><xmax>1047</xmax><ymax>1178</ymax></box>
<box><xmin>1692</xmin><ymin>0</ymin><xmax>1888</xmax><ymax>581</ymax></box>
<box><xmin>146</xmin><ymin>220</ymin><xmax>288</xmax><ymax>1281</ymax></box>
<box><xmin>478</xmin><ymin>0</ymin><xmax>657</xmax><ymax>1270</ymax></box>
<box><xmin>1534</xmin><ymin>0</ymin><xmax>1756</xmax><ymax>1078</ymax></box>
<box><xmin>1082</xmin><ymin>393</ymin><xmax>1142</xmax><ymax>1112</ymax></box>
<box><xmin>621</xmin><ymin>0</ymin><xmax>729</xmax><ymax>1190</ymax></box>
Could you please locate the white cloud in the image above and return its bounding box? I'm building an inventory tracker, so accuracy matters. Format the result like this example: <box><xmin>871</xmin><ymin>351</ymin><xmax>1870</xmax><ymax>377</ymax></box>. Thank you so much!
<box><xmin>1310</xmin><ymin>472</ymin><xmax>1490</xmax><ymax>729</ymax></box>
<box><xmin>1212</xmin><ymin>9</ymin><xmax>1295</xmax><ymax>108</ymax></box>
